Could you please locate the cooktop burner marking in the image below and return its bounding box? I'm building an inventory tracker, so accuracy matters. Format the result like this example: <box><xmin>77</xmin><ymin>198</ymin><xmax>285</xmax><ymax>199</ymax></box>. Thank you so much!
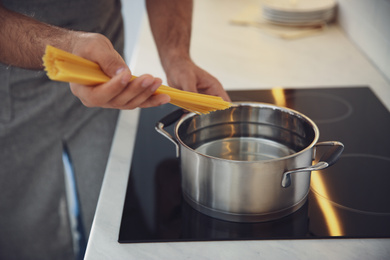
<box><xmin>310</xmin><ymin>153</ymin><xmax>390</xmax><ymax>215</ymax></box>
<box><xmin>285</xmin><ymin>92</ymin><xmax>353</xmax><ymax>124</ymax></box>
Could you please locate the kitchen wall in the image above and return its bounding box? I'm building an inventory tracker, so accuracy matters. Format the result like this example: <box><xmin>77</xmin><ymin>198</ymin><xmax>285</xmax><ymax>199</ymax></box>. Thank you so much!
<box><xmin>120</xmin><ymin>0</ymin><xmax>390</xmax><ymax>83</ymax></box>
<box><xmin>121</xmin><ymin>0</ymin><xmax>145</xmax><ymax>67</ymax></box>
<box><xmin>336</xmin><ymin>0</ymin><xmax>390</xmax><ymax>82</ymax></box>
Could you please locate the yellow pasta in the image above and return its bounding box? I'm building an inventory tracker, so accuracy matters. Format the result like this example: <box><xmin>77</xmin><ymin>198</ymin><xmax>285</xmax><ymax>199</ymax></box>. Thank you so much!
<box><xmin>42</xmin><ymin>45</ymin><xmax>231</xmax><ymax>114</ymax></box>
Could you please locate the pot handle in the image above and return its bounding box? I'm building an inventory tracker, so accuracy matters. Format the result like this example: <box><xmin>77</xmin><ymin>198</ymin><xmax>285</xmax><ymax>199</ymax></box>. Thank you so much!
<box><xmin>281</xmin><ymin>141</ymin><xmax>344</xmax><ymax>188</ymax></box>
<box><xmin>155</xmin><ymin>109</ymin><xmax>187</xmax><ymax>157</ymax></box>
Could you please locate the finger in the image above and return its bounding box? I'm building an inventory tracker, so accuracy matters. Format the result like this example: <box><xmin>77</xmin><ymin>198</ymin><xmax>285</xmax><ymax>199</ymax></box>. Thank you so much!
<box><xmin>73</xmin><ymin>34</ymin><xmax>128</xmax><ymax>78</ymax></box>
<box><xmin>208</xmin><ymin>85</ymin><xmax>232</xmax><ymax>102</ymax></box>
<box><xmin>221</xmin><ymin>91</ymin><xmax>232</xmax><ymax>102</ymax></box>
<box><xmin>98</xmin><ymin>51</ymin><xmax>127</xmax><ymax>78</ymax></box>
<box><xmin>173</xmin><ymin>74</ymin><xmax>198</xmax><ymax>93</ymax></box>
<box><xmin>138</xmin><ymin>94</ymin><xmax>171</xmax><ymax>109</ymax></box>
<box><xmin>70</xmin><ymin>68</ymin><xmax>131</xmax><ymax>107</ymax></box>
<box><xmin>196</xmin><ymin>76</ymin><xmax>231</xmax><ymax>102</ymax></box>
<box><xmin>119</xmin><ymin>78</ymin><xmax>166</xmax><ymax>109</ymax></box>
<box><xmin>107</xmin><ymin>75</ymin><xmax>160</xmax><ymax>109</ymax></box>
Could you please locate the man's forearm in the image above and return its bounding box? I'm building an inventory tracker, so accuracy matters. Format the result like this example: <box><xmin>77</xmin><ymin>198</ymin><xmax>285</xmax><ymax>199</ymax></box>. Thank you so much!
<box><xmin>0</xmin><ymin>4</ymin><xmax>73</xmax><ymax>69</ymax></box>
<box><xmin>145</xmin><ymin>0</ymin><xmax>193</xmax><ymax>70</ymax></box>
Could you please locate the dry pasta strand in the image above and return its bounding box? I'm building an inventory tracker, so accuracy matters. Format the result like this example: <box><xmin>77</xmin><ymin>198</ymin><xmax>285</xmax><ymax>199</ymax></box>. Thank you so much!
<box><xmin>42</xmin><ymin>45</ymin><xmax>231</xmax><ymax>114</ymax></box>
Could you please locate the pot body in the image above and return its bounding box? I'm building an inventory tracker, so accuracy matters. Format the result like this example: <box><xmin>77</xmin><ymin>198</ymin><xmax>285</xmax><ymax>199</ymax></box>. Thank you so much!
<box><xmin>157</xmin><ymin>103</ymin><xmax>343</xmax><ymax>222</ymax></box>
<box><xmin>180</xmin><ymin>142</ymin><xmax>313</xmax><ymax>222</ymax></box>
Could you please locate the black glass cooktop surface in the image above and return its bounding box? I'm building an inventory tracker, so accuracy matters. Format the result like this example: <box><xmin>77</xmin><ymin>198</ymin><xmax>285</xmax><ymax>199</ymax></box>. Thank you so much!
<box><xmin>118</xmin><ymin>87</ymin><xmax>390</xmax><ymax>243</ymax></box>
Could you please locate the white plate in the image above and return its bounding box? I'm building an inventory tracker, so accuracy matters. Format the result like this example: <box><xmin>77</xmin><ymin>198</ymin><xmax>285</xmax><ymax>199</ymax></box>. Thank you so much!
<box><xmin>261</xmin><ymin>0</ymin><xmax>336</xmax><ymax>26</ymax></box>
<box><xmin>262</xmin><ymin>0</ymin><xmax>337</xmax><ymax>13</ymax></box>
<box><xmin>263</xmin><ymin>6</ymin><xmax>334</xmax><ymax>17</ymax></box>
<box><xmin>263</xmin><ymin>10</ymin><xmax>334</xmax><ymax>22</ymax></box>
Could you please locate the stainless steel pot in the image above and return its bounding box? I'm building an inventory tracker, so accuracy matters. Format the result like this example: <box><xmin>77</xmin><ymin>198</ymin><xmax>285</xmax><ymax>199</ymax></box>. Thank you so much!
<box><xmin>156</xmin><ymin>102</ymin><xmax>344</xmax><ymax>222</ymax></box>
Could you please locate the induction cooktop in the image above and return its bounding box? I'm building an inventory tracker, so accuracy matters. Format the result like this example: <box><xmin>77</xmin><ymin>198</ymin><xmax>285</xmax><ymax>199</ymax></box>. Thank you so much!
<box><xmin>118</xmin><ymin>86</ymin><xmax>390</xmax><ymax>243</ymax></box>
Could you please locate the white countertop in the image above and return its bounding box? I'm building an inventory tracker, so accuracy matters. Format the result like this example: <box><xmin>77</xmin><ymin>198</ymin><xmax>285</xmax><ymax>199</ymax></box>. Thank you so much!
<box><xmin>85</xmin><ymin>0</ymin><xmax>390</xmax><ymax>259</ymax></box>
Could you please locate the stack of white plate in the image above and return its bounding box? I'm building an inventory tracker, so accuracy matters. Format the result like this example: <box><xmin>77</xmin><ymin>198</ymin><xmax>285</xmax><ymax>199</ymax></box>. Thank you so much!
<box><xmin>262</xmin><ymin>0</ymin><xmax>337</xmax><ymax>26</ymax></box>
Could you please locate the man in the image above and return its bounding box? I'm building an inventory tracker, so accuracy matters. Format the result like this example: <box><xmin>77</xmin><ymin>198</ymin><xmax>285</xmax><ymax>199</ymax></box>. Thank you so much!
<box><xmin>0</xmin><ymin>0</ymin><xmax>229</xmax><ymax>259</ymax></box>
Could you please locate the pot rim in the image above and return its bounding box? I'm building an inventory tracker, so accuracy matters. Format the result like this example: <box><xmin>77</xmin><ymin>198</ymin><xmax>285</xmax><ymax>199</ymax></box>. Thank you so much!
<box><xmin>174</xmin><ymin>102</ymin><xmax>320</xmax><ymax>163</ymax></box>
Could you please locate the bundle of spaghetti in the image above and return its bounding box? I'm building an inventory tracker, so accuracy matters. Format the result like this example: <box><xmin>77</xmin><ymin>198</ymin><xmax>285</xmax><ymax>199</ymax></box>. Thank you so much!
<box><xmin>42</xmin><ymin>45</ymin><xmax>231</xmax><ymax>114</ymax></box>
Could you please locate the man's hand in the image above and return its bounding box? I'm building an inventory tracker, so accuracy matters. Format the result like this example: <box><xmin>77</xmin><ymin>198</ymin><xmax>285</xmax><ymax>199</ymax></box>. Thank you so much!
<box><xmin>68</xmin><ymin>32</ymin><xmax>170</xmax><ymax>109</ymax></box>
<box><xmin>146</xmin><ymin>0</ymin><xmax>230</xmax><ymax>102</ymax></box>
<box><xmin>164</xmin><ymin>57</ymin><xmax>231</xmax><ymax>102</ymax></box>
<box><xmin>0</xmin><ymin>4</ymin><xmax>170</xmax><ymax>110</ymax></box>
